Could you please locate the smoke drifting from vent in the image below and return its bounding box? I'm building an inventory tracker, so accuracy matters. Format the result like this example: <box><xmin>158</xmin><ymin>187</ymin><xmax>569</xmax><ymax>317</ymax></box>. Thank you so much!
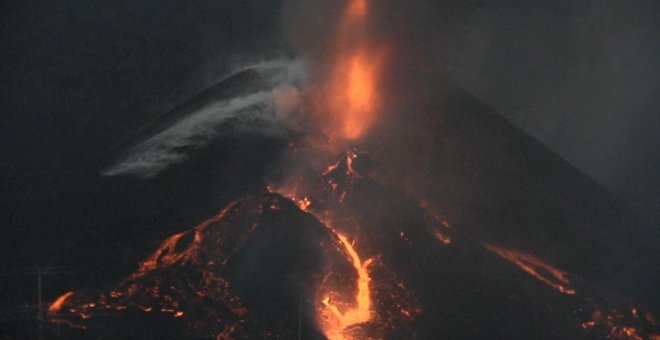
<box><xmin>102</xmin><ymin>60</ymin><xmax>307</xmax><ymax>178</ymax></box>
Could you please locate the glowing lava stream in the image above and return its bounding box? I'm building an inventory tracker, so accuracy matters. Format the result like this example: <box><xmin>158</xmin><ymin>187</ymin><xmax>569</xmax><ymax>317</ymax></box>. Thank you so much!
<box><xmin>48</xmin><ymin>291</ymin><xmax>74</xmax><ymax>313</ymax></box>
<box><xmin>269</xmin><ymin>188</ymin><xmax>375</xmax><ymax>338</ymax></box>
<box><xmin>320</xmin><ymin>231</ymin><xmax>374</xmax><ymax>340</ymax></box>
<box><xmin>484</xmin><ymin>244</ymin><xmax>576</xmax><ymax>295</ymax></box>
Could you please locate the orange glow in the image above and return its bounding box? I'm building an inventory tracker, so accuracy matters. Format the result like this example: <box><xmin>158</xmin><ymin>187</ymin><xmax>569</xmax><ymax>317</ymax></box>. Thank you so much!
<box><xmin>581</xmin><ymin>308</ymin><xmax>655</xmax><ymax>340</ymax></box>
<box><xmin>433</xmin><ymin>231</ymin><xmax>452</xmax><ymax>245</ymax></box>
<box><xmin>131</xmin><ymin>201</ymin><xmax>238</xmax><ymax>280</ymax></box>
<box><xmin>135</xmin><ymin>232</ymin><xmax>187</xmax><ymax>276</ymax></box>
<box><xmin>339</xmin><ymin>53</ymin><xmax>378</xmax><ymax>139</ymax></box>
<box><xmin>272</xmin><ymin>185</ymin><xmax>376</xmax><ymax>338</ymax></box>
<box><xmin>48</xmin><ymin>291</ymin><xmax>74</xmax><ymax>313</ymax></box>
<box><xmin>321</xmin><ymin>0</ymin><xmax>385</xmax><ymax>141</ymax></box>
<box><xmin>484</xmin><ymin>244</ymin><xmax>576</xmax><ymax>295</ymax></box>
<box><xmin>296</xmin><ymin>197</ymin><xmax>312</xmax><ymax>211</ymax></box>
<box><xmin>347</xmin><ymin>0</ymin><xmax>366</xmax><ymax>18</ymax></box>
<box><xmin>319</xmin><ymin>231</ymin><xmax>373</xmax><ymax>340</ymax></box>
<box><xmin>420</xmin><ymin>199</ymin><xmax>453</xmax><ymax>246</ymax></box>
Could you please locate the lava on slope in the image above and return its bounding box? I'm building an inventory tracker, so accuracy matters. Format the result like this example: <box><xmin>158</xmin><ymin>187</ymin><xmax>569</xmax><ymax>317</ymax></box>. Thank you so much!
<box><xmin>47</xmin><ymin>190</ymin><xmax>419</xmax><ymax>339</ymax></box>
<box><xmin>47</xmin><ymin>148</ymin><xmax>659</xmax><ymax>339</ymax></box>
<box><xmin>269</xmin><ymin>147</ymin><xmax>659</xmax><ymax>340</ymax></box>
<box><xmin>47</xmin><ymin>194</ymin><xmax>348</xmax><ymax>339</ymax></box>
<box><xmin>44</xmin><ymin>0</ymin><xmax>658</xmax><ymax>338</ymax></box>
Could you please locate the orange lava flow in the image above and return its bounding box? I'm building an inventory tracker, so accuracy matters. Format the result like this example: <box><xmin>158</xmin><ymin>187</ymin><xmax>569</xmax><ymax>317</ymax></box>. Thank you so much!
<box><xmin>320</xmin><ymin>232</ymin><xmax>373</xmax><ymax>340</ymax></box>
<box><xmin>420</xmin><ymin>199</ymin><xmax>453</xmax><ymax>246</ymax></box>
<box><xmin>323</xmin><ymin>0</ymin><xmax>384</xmax><ymax>140</ymax></box>
<box><xmin>270</xmin><ymin>183</ymin><xmax>375</xmax><ymax>339</ymax></box>
<box><xmin>131</xmin><ymin>201</ymin><xmax>238</xmax><ymax>279</ymax></box>
<box><xmin>48</xmin><ymin>291</ymin><xmax>74</xmax><ymax>313</ymax></box>
<box><xmin>484</xmin><ymin>244</ymin><xmax>576</xmax><ymax>295</ymax></box>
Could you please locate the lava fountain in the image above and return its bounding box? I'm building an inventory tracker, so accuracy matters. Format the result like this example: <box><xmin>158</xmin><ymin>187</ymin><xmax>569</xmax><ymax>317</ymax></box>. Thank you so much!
<box><xmin>293</xmin><ymin>0</ymin><xmax>386</xmax><ymax>336</ymax></box>
<box><xmin>315</xmin><ymin>0</ymin><xmax>385</xmax><ymax>141</ymax></box>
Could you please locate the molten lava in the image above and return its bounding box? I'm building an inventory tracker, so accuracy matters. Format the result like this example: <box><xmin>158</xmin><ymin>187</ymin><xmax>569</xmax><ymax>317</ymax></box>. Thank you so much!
<box><xmin>270</xmin><ymin>148</ymin><xmax>419</xmax><ymax>339</ymax></box>
<box><xmin>420</xmin><ymin>199</ymin><xmax>453</xmax><ymax>246</ymax></box>
<box><xmin>48</xmin><ymin>291</ymin><xmax>74</xmax><ymax>313</ymax></box>
<box><xmin>484</xmin><ymin>243</ymin><xmax>576</xmax><ymax>295</ymax></box>
<box><xmin>319</xmin><ymin>232</ymin><xmax>373</xmax><ymax>340</ymax></box>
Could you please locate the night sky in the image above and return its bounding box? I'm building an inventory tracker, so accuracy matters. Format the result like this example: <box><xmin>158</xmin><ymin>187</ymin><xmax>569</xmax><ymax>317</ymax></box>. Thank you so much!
<box><xmin>1</xmin><ymin>0</ymin><xmax>658</xmax><ymax>326</ymax></box>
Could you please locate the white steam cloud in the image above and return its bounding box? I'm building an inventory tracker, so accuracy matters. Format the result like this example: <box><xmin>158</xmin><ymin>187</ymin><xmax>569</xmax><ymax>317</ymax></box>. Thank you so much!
<box><xmin>102</xmin><ymin>59</ymin><xmax>307</xmax><ymax>178</ymax></box>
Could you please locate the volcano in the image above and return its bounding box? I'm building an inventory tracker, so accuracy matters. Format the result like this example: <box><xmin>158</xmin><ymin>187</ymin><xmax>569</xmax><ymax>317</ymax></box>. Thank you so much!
<box><xmin>39</xmin><ymin>59</ymin><xmax>658</xmax><ymax>339</ymax></box>
<box><xmin>33</xmin><ymin>0</ymin><xmax>658</xmax><ymax>339</ymax></box>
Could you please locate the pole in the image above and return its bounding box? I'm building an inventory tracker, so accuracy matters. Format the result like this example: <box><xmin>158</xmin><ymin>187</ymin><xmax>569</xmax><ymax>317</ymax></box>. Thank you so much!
<box><xmin>37</xmin><ymin>268</ymin><xmax>43</xmax><ymax>340</ymax></box>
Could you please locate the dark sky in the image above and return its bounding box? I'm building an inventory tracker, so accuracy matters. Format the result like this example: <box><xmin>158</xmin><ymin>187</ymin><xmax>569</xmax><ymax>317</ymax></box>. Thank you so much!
<box><xmin>1</xmin><ymin>0</ymin><xmax>658</xmax><ymax>249</ymax></box>
<box><xmin>415</xmin><ymin>1</ymin><xmax>660</xmax><ymax>219</ymax></box>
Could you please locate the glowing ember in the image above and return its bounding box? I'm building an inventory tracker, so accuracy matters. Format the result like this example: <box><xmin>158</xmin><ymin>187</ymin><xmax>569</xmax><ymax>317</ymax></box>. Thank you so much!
<box><xmin>433</xmin><ymin>231</ymin><xmax>452</xmax><ymax>245</ymax></box>
<box><xmin>297</xmin><ymin>197</ymin><xmax>312</xmax><ymax>211</ymax></box>
<box><xmin>48</xmin><ymin>291</ymin><xmax>74</xmax><ymax>313</ymax></box>
<box><xmin>580</xmin><ymin>307</ymin><xmax>659</xmax><ymax>340</ymax></box>
<box><xmin>484</xmin><ymin>243</ymin><xmax>576</xmax><ymax>295</ymax></box>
